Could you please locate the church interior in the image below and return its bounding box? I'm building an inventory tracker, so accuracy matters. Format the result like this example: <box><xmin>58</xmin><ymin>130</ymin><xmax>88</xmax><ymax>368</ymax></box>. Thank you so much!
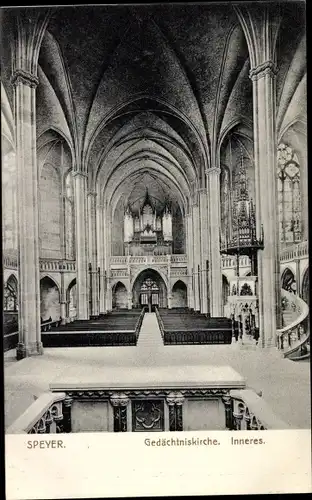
<box><xmin>2</xmin><ymin>2</ymin><xmax>309</xmax><ymax>434</ymax></box>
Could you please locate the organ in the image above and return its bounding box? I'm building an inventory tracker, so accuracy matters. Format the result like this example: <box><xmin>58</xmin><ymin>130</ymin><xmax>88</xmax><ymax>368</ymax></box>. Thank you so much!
<box><xmin>123</xmin><ymin>190</ymin><xmax>172</xmax><ymax>255</ymax></box>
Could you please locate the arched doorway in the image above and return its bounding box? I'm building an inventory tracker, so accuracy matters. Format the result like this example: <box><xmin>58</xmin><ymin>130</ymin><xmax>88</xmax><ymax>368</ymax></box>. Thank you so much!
<box><xmin>281</xmin><ymin>268</ymin><xmax>297</xmax><ymax>293</ymax></box>
<box><xmin>301</xmin><ymin>267</ymin><xmax>309</xmax><ymax>305</ymax></box>
<box><xmin>66</xmin><ymin>279</ymin><xmax>77</xmax><ymax>321</ymax></box>
<box><xmin>4</xmin><ymin>274</ymin><xmax>18</xmax><ymax>311</ymax></box>
<box><xmin>172</xmin><ymin>280</ymin><xmax>187</xmax><ymax>308</ymax></box>
<box><xmin>40</xmin><ymin>276</ymin><xmax>61</xmax><ymax>322</ymax></box>
<box><xmin>222</xmin><ymin>274</ymin><xmax>230</xmax><ymax>309</ymax></box>
<box><xmin>112</xmin><ymin>281</ymin><xmax>128</xmax><ymax>309</ymax></box>
<box><xmin>132</xmin><ymin>269</ymin><xmax>167</xmax><ymax>311</ymax></box>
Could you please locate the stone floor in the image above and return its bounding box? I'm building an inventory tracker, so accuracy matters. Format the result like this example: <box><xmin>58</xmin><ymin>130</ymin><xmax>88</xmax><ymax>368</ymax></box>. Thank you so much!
<box><xmin>4</xmin><ymin>313</ymin><xmax>311</xmax><ymax>429</ymax></box>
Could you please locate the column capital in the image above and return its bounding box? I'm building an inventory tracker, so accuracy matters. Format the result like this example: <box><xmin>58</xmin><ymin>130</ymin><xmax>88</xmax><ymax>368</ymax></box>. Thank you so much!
<box><xmin>11</xmin><ymin>69</ymin><xmax>39</xmax><ymax>88</ymax></box>
<box><xmin>205</xmin><ymin>167</ymin><xmax>221</xmax><ymax>176</ymax></box>
<box><xmin>87</xmin><ymin>190</ymin><xmax>97</xmax><ymax>198</ymax></box>
<box><xmin>110</xmin><ymin>393</ymin><xmax>130</xmax><ymax>407</ymax></box>
<box><xmin>249</xmin><ymin>60</ymin><xmax>278</xmax><ymax>81</ymax></box>
<box><xmin>166</xmin><ymin>391</ymin><xmax>185</xmax><ymax>406</ymax></box>
<box><xmin>197</xmin><ymin>187</ymin><xmax>206</xmax><ymax>194</ymax></box>
<box><xmin>72</xmin><ymin>170</ymin><xmax>88</xmax><ymax>179</ymax></box>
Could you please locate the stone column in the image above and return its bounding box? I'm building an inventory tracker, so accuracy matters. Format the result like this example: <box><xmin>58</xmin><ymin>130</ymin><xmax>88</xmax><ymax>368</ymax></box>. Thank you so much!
<box><xmin>97</xmin><ymin>202</ymin><xmax>106</xmax><ymax>315</ymax></box>
<box><xmin>12</xmin><ymin>69</ymin><xmax>43</xmax><ymax>359</ymax></box>
<box><xmin>60</xmin><ymin>269</ymin><xmax>67</xmax><ymax>325</ymax></box>
<box><xmin>199</xmin><ymin>189</ymin><xmax>208</xmax><ymax>314</ymax></box>
<box><xmin>186</xmin><ymin>212</ymin><xmax>194</xmax><ymax>309</ymax></box>
<box><xmin>73</xmin><ymin>172</ymin><xmax>89</xmax><ymax>319</ymax></box>
<box><xmin>192</xmin><ymin>200</ymin><xmax>200</xmax><ymax>311</ymax></box>
<box><xmin>110</xmin><ymin>393</ymin><xmax>130</xmax><ymax>432</ymax></box>
<box><xmin>206</xmin><ymin>167</ymin><xmax>222</xmax><ymax>316</ymax></box>
<box><xmin>166</xmin><ymin>392</ymin><xmax>185</xmax><ymax>431</ymax></box>
<box><xmin>87</xmin><ymin>191</ymin><xmax>99</xmax><ymax>318</ymax></box>
<box><xmin>250</xmin><ymin>61</ymin><xmax>280</xmax><ymax>347</ymax></box>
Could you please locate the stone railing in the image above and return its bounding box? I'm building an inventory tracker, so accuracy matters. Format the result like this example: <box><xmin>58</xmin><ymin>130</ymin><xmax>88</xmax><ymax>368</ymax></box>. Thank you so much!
<box><xmin>40</xmin><ymin>259</ymin><xmax>76</xmax><ymax>272</ymax></box>
<box><xmin>221</xmin><ymin>255</ymin><xmax>250</xmax><ymax>269</ymax></box>
<box><xmin>3</xmin><ymin>255</ymin><xmax>76</xmax><ymax>273</ymax></box>
<box><xmin>280</xmin><ymin>240</ymin><xmax>308</xmax><ymax>262</ymax></box>
<box><xmin>277</xmin><ymin>289</ymin><xmax>310</xmax><ymax>360</ymax></box>
<box><xmin>3</xmin><ymin>254</ymin><xmax>18</xmax><ymax>269</ymax></box>
<box><xmin>110</xmin><ymin>255</ymin><xmax>187</xmax><ymax>266</ymax></box>
<box><xmin>171</xmin><ymin>254</ymin><xmax>187</xmax><ymax>263</ymax></box>
<box><xmin>230</xmin><ymin>389</ymin><xmax>289</xmax><ymax>430</ymax></box>
<box><xmin>6</xmin><ymin>392</ymin><xmax>72</xmax><ymax>434</ymax></box>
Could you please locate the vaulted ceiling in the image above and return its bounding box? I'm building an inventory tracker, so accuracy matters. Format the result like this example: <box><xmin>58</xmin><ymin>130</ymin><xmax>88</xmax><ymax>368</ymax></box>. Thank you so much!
<box><xmin>1</xmin><ymin>3</ymin><xmax>306</xmax><ymax>214</ymax></box>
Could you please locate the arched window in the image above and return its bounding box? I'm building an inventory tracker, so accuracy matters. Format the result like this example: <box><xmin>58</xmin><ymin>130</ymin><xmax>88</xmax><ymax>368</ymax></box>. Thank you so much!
<box><xmin>4</xmin><ymin>281</ymin><xmax>18</xmax><ymax>311</ymax></box>
<box><xmin>65</xmin><ymin>171</ymin><xmax>75</xmax><ymax>259</ymax></box>
<box><xmin>277</xmin><ymin>144</ymin><xmax>301</xmax><ymax>243</ymax></box>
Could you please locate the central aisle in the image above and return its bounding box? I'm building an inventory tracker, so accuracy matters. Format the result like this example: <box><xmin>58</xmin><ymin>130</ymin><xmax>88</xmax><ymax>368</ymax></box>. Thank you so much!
<box><xmin>136</xmin><ymin>312</ymin><xmax>164</xmax><ymax>348</ymax></box>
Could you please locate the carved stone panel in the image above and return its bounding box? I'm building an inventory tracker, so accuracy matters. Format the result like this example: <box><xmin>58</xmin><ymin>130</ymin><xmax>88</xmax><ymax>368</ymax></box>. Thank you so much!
<box><xmin>132</xmin><ymin>399</ymin><xmax>164</xmax><ymax>432</ymax></box>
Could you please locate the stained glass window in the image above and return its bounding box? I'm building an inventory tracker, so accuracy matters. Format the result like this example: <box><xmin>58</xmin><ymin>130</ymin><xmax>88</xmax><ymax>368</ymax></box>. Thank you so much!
<box><xmin>277</xmin><ymin>144</ymin><xmax>301</xmax><ymax>243</ymax></box>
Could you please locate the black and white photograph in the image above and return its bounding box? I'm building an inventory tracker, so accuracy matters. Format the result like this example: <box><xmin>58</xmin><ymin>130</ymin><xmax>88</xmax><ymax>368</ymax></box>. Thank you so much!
<box><xmin>2</xmin><ymin>1</ymin><xmax>310</xmax><ymax>497</ymax></box>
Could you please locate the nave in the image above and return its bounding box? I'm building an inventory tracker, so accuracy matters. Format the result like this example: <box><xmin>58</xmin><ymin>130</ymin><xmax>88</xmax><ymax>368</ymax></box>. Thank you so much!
<box><xmin>5</xmin><ymin>313</ymin><xmax>310</xmax><ymax>430</ymax></box>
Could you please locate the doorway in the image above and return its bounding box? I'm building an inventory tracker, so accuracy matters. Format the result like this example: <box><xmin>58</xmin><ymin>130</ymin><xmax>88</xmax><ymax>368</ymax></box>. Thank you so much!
<box><xmin>132</xmin><ymin>269</ymin><xmax>167</xmax><ymax>310</ymax></box>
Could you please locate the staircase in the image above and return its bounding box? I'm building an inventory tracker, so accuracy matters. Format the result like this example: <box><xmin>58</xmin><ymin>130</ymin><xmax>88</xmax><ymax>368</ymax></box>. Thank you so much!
<box><xmin>277</xmin><ymin>290</ymin><xmax>310</xmax><ymax>361</ymax></box>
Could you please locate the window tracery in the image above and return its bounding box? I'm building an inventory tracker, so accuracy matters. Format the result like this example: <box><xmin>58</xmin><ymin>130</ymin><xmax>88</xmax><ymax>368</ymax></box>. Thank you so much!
<box><xmin>277</xmin><ymin>143</ymin><xmax>301</xmax><ymax>243</ymax></box>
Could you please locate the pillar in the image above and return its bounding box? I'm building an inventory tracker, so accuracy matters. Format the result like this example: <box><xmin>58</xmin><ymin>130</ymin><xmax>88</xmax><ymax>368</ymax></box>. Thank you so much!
<box><xmin>166</xmin><ymin>392</ymin><xmax>185</xmax><ymax>431</ymax></box>
<box><xmin>88</xmin><ymin>191</ymin><xmax>99</xmax><ymax>318</ymax></box>
<box><xmin>73</xmin><ymin>171</ymin><xmax>89</xmax><ymax>319</ymax></box>
<box><xmin>206</xmin><ymin>167</ymin><xmax>222</xmax><ymax>316</ymax></box>
<box><xmin>250</xmin><ymin>61</ymin><xmax>280</xmax><ymax>347</ymax></box>
<box><xmin>60</xmin><ymin>270</ymin><xmax>67</xmax><ymax>325</ymax></box>
<box><xmin>199</xmin><ymin>189</ymin><xmax>208</xmax><ymax>314</ymax></box>
<box><xmin>12</xmin><ymin>69</ymin><xmax>43</xmax><ymax>359</ymax></box>
<box><xmin>186</xmin><ymin>212</ymin><xmax>194</xmax><ymax>309</ymax></box>
<box><xmin>192</xmin><ymin>199</ymin><xmax>200</xmax><ymax>311</ymax></box>
<box><xmin>97</xmin><ymin>202</ymin><xmax>106</xmax><ymax>315</ymax></box>
<box><xmin>110</xmin><ymin>393</ymin><xmax>130</xmax><ymax>432</ymax></box>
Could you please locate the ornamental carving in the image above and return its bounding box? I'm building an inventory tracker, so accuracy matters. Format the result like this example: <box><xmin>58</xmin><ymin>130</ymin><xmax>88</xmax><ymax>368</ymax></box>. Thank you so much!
<box><xmin>249</xmin><ymin>60</ymin><xmax>278</xmax><ymax>81</ymax></box>
<box><xmin>132</xmin><ymin>400</ymin><xmax>164</xmax><ymax>432</ymax></box>
<box><xmin>11</xmin><ymin>69</ymin><xmax>39</xmax><ymax>88</ymax></box>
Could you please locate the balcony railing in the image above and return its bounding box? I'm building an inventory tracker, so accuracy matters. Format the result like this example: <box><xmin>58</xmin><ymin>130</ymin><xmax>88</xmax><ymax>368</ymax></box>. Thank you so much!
<box><xmin>6</xmin><ymin>392</ymin><xmax>71</xmax><ymax>434</ymax></box>
<box><xmin>7</xmin><ymin>384</ymin><xmax>289</xmax><ymax>433</ymax></box>
<box><xmin>110</xmin><ymin>255</ymin><xmax>187</xmax><ymax>266</ymax></box>
<box><xmin>230</xmin><ymin>389</ymin><xmax>289</xmax><ymax>430</ymax></box>
<box><xmin>40</xmin><ymin>260</ymin><xmax>76</xmax><ymax>272</ymax></box>
<box><xmin>4</xmin><ymin>256</ymin><xmax>76</xmax><ymax>273</ymax></box>
<box><xmin>280</xmin><ymin>241</ymin><xmax>308</xmax><ymax>262</ymax></box>
<box><xmin>276</xmin><ymin>289</ymin><xmax>310</xmax><ymax>360</ymax></box>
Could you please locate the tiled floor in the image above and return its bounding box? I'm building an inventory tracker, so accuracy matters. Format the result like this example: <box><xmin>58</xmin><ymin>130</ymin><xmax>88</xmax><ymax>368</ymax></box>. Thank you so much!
<box><xmin>4</xmin><ymin>313</ymin><xmax>311</xmax><ymax>429</ymax></box>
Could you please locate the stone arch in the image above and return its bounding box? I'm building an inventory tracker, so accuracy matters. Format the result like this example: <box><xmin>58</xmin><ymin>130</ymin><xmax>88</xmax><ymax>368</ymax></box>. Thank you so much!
<box><xmin>4</xmin><ymin>274</ymin><xmax>18</xmax><ymax>311</ymax></box>
<box><xmin>66</xmin><ymin>278</ymin><xmax>77</xmax><ymax>320</ymax></box>
<box><xmin>171</xmin><ymin>280</ymin><xmax>187</xmax><ymax>308</ymax></box>
<box><xmin>132</xmin><ymin>268</ymin><xmax>167</xmax><ymax>309</ymax></box>
<box><xmin>130</xmin><ymin>266</ymin><xmax>168</xmax><ymax>290</ymax></box>
<box><xmin>281</xmin><ymin>267</ymin><xmax>297</xmax><ymax>293</ymax></box>
<box><xmin>110</xmin><ymin>278</ymin><xmax>129</xmax><ymax>292</ymax></box>
<box><xmin>301</xmin><ymin>266</ymin><xmax>309</xmax><ymax>305</ymax></box>
<box><xmin>112</xmin><ymin>281</ymin><xmax>128</xmax><ymax>310</ymax></box>
<box><xmin>222</xmin><ymin>274</ymin><xmax>230</xmax><ymax>307</ymax></box>
<box><xmin>40</xmin><ymin>276</ymin><xmax>61</xmax><ymax>322</ymax></box>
